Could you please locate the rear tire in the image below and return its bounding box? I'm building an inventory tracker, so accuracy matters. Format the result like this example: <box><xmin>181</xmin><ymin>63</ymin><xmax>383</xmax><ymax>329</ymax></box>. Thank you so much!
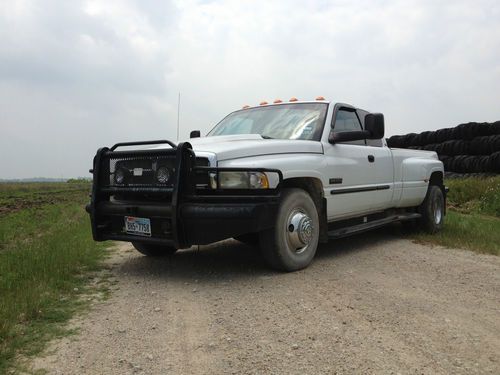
<box><xmin>259</xmin><ymin>188</ymin><xmax>320</xmax><ymax>272</ymax></box>
<box><xmin>132</xmin><ymin>242</ymin><xmax>178</xmax><ymax>257</ymax></box>
<box><xmin>417</xmin><ymin>185</ymin><xmax>445</xmax><ymax>233</ymax></box>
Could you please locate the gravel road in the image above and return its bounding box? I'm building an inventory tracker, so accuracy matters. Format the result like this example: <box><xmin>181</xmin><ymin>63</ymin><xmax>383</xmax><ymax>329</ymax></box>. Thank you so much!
<box><xmin>31</xmin><ymin>229</ymin><xmax>500</xmax><ymax>374</ymax></box>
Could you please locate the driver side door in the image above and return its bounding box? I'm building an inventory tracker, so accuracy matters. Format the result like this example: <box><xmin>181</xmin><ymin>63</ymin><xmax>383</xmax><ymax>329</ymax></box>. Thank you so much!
<box><xmin>325</xmin><ymin>107</ymin><xmax>384</xmax><ymax>220</ymax></box>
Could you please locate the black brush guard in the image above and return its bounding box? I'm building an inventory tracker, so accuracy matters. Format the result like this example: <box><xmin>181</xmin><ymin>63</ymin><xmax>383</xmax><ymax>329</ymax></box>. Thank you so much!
<box><xmin>86</xmin><ymin>141</ymin><xmax>282</xmax><ymax>248</ymax></box>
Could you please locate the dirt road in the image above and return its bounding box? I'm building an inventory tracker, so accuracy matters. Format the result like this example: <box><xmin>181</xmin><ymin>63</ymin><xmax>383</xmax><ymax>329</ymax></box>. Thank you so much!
<box><xmin>31</xmin><ymin>229</ymin><xmax>500</xmax><ymax>374</ymax></box>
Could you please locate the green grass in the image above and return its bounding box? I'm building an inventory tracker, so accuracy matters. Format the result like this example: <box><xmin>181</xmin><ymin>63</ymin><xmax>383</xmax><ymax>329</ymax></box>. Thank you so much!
<box><xmin>411</xmin><ymin>176</ymin><xmax>500</xmax><ymax>255</ymax></box>
<box><xmin>413</xmin><ymin>211</ymin><xmax>500</xmax><ymax>255</ymax></box>
<box><xmin>0</xmin><ymin>183</ymin><xmax>109</xmax><ymax>373</ymax></box>
<box><xmin>446</xmin><ymin>176</ymin><xmax>500</xmax><ymax>217</ymax></box>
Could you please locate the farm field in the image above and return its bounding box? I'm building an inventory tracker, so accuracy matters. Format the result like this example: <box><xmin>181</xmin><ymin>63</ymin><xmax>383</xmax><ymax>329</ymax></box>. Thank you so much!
<box><xmin>0</xmin><ymin>182</ymin><xmax>110</xmax><ymax>373</ymax></box>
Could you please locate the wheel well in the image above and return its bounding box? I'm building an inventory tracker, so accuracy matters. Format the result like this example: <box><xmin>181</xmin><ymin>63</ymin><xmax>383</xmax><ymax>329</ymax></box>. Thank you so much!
<box><xmin>429</xmin><ymin>171</ymin><xmax>446</xmax><ymax>214</ymax></box>
<box><xmin>429</xmin><ymin>171</ymin><xmax>443</xmax><ymax>187</ymax></box>
<box><xmin>281</xmin><ymin>177</ymin><xmax>328</xmax><ymax>243</ymax></box>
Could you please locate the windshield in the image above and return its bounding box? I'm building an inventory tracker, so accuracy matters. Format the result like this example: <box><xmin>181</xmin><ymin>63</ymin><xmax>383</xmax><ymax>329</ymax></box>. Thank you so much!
<box><xmin>208</xmin><ymin>103</ymin><xmax>328</xmax><ymax>141</ymax></box>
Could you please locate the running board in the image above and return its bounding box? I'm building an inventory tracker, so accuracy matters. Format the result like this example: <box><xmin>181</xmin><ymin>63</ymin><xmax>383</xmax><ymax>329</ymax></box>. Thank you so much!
<box><xmin>328</xmin><ymin>213</ymin><xmax>421</xmax><ymax>239</ymax></box>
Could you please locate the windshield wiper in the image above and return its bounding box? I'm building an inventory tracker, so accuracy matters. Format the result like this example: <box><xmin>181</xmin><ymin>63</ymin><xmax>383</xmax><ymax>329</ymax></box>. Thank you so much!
<box><xmin>261</xmin><ymin>135</ymin><xmax>274</xmax><ymax>139</ymax></box>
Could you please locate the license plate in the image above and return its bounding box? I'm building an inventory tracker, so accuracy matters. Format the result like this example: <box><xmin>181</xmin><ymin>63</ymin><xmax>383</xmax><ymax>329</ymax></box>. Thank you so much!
<box><xmin>124</xmin><ymin>216</ymin><xmax>151</xmax><ymax>237</ymax></box>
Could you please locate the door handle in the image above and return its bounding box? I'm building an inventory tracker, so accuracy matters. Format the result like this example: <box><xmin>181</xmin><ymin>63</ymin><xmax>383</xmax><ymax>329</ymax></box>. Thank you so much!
<box><xmin>368</xmin><ymin>155</ymin><xmax>375</xmax><ymax>163</ymax></box>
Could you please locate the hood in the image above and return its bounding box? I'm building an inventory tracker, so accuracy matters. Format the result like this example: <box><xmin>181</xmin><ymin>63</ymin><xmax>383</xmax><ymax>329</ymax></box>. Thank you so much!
<box><xmin>183</xmin><ymin>134</ymin><xmax>323</xmax><ymax>161</ymax></box>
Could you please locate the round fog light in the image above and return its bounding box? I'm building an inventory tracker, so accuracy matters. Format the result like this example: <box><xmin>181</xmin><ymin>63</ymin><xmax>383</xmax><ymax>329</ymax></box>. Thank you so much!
<box><xmin>156</xmin><ymin>166</ymin><xmax>171</xmax><ymax>184</ymax></box>
<box><xmin>114</xmin><ymin>168</ymin><xmax>127</xmax><ymax>185</ymax></box>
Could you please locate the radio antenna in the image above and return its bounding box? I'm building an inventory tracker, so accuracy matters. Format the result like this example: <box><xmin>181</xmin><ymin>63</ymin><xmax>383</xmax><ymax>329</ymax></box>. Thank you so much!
<box><xmin>176</xmin><ymin>92</ymin><xmax>181</xmax><ymax>141</ymax></box>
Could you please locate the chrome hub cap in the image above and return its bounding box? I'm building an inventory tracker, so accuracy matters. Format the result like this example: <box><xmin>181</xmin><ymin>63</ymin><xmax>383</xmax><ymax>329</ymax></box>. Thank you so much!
<box><xmin>286</xmin><ymin>210</ymin><xmax>314</xmax><ymax>253</ymax></box>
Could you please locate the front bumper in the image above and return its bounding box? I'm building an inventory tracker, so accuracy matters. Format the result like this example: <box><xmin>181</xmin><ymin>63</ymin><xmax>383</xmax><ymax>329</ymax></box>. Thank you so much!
<box><xmin>86</xmin><ymin>199</ymin><xmax>279</xmax><ymax>246</ymax></box>
<box><xmin>86</xmin><ymin>141</ymin><xmax>282</xmax><ymax>248</ymax></box>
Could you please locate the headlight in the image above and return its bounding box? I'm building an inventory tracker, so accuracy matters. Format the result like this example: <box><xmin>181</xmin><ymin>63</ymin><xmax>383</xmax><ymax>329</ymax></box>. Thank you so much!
<box><xmin>217</xmin><ymin>171</ymin><xmax>270</xmax><ymax>189</ymax></box>
<box><xmin>114</xmin><ymin>168</ymin><xmax>128</xmax><ymax>185</ymax></box>
<box><xmin>156</xmin><ymin>166</ymin><xmax>171</xmax><ymax>184</ymax></box>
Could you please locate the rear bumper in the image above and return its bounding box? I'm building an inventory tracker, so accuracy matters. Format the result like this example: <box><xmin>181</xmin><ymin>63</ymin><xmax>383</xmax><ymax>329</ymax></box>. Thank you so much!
<box><xmin>86</xmin><ymin>199</ymin><xmax>279</xmax><ymax>247</ymax></box>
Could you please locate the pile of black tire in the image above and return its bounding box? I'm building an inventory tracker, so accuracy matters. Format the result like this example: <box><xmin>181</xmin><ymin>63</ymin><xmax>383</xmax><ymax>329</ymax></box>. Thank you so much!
<box><xmin>387</xmin><ymin>121</ymin><xmax>500</xmax><ymax>173</ymax></box>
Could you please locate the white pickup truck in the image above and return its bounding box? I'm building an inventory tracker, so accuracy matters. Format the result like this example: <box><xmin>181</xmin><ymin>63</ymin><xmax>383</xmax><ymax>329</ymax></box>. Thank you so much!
<box><xmin>87</xmin><ymin>98</ymin><xmax>446</xmax><ymax>271</ymax></box>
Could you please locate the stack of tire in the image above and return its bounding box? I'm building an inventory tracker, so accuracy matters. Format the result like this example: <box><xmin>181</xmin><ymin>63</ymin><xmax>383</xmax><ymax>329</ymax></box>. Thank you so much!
<box><xmin>387</xmin><ymin>121</ymin><xmax>500</xmax><ymax>174</ymax></box>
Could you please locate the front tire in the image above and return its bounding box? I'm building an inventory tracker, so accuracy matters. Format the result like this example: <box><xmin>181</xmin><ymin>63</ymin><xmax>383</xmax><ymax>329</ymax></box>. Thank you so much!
<box><xmin>418</xmin><ymin>185</ymin><xmax>445</xmax><ymax>233</ymax></box>
<box><xmin>259</xmin><ymin>188</ymin><xmax>320</xmax><ymax>272</ymax></box>
<box><xmin>132</xmin><ymin>242</ymin><xmax>178</xmax><ymax>257</ymax></box>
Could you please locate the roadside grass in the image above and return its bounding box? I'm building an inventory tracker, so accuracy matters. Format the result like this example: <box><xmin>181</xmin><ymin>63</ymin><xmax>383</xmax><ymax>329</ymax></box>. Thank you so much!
<box><xmin>412</xmin><ymin>211</ymin><xmax>500</xmax><ymax>255</ymax></box>
<box><xmin>0</xmin><ymin>183</ymin><xmax>110</xmax><ymax>373</ymax></box>
<box><xmin>445</xmin><ymin>176</ymin><xmax>500</xmax><ymax>217</ymax></box>
<box><xmin>410</xmin><ymin>176</ymin><xmax>500</xmax><ymax>255</ymax></box>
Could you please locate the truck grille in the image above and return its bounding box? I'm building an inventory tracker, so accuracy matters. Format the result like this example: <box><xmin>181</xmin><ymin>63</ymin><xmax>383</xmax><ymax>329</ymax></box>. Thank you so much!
<box><xmin>98</xmin><ymin>149</ymin><xmax>209</xmax><ymax>193</ymax></box>
<box><xmin>109</xmin><ymin>155</ymin><xmax>176</xmax><ymax>188</ymax></box>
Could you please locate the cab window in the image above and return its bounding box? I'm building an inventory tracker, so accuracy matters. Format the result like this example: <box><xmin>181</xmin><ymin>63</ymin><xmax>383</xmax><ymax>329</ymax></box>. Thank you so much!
<box><xmin>333</xmin><ymin>110</ymin><xmax>363</xmax><ymax>132</ymax></box>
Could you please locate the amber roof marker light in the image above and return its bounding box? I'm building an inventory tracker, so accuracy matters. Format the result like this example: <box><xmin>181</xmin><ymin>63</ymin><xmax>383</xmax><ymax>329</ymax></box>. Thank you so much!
<box><xmin>273</xmin><ymin>99</ymin><xmax>283</xmax><ymax>104</ymax></box>
<box><xmin>315</xmin><ymin>96</ymin><xmax>325</xmax><ymax>100</ymax></box>
<box><xmin>259</xmin><ymin>101</ymin><xmax>268</xmax><ymax>105</ymax></box>
<box><xmin>242</xmin><ymin>105</ymin><xmax>250</xmax><ymax>109</ymax></box>
<box><xmin>289</xmin><ymin>97</ymin><xmax>298</xmax><ymax>102</ymax></box>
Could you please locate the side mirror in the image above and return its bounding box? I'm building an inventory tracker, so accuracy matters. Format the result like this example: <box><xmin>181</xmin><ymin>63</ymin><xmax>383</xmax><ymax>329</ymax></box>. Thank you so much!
<box><xmin>329</xmin><ymin>130</ymin><xmax>370</xmax><ymax>144</ymax></box>
<box><xmin>190</xmin><ymin>130</ymin><xmax>201</xmax><ymax>138</ymax></box>
<box><xmin>365</xmin><ymin>113</ymin><xmax>384</xmax><ymax>139</ymax></box>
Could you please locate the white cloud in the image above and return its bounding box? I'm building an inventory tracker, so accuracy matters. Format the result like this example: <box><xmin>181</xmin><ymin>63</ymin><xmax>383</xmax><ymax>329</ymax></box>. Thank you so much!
<box><xmin>1</xmin><ymin>0</ymin><xmax>499</xmax><ymax>178</ymax></box>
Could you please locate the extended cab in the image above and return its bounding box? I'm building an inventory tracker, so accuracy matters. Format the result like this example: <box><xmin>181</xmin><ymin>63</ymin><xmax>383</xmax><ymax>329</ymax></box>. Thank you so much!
<box><xmin>87</xmin><ymin>99</ymin><xmax>446</xmax><ymax>271</ymax></box>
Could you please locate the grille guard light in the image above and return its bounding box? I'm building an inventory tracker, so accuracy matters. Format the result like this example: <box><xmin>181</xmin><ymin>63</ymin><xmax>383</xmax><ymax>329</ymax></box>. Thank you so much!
<box><xmin>156</xmin><ymin>166</ymin><xmax>171</xmax><ymax>184</ymax></box>
<box><xmin>114</xmin><ymin>168</ymin><xmax>128</xmax><ymax>185</ymax></box>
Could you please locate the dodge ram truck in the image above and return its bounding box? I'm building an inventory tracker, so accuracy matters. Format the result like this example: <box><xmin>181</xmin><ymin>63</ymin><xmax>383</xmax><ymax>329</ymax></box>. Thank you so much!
<box><xmin>87</xmin><ymin>98</ymin><xmax>446</xmax><ymax>271</ymax></box>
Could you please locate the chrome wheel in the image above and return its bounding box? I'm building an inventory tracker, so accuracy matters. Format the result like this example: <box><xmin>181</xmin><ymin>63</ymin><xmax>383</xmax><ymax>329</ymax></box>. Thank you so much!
<box><xmin>259</xmin><ymin>188</ymin><xmax>320</xmax><ymax>271</ymax></box>
<box><xmin>417</xmin><ymin>185</ymin><xmax>445</xmax><ymax>234</ymax></box>
<box><xmin>285</xmin><ymin>209</ymin><xmax>314</xmax><ymax>254</ymax></box>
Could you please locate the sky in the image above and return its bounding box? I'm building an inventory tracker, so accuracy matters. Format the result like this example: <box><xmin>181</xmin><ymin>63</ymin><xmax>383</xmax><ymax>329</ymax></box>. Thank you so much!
<box><xmin>1</xmin><ymin>0</ymin><xmax>500</xmax><ymax>179</ymax></box>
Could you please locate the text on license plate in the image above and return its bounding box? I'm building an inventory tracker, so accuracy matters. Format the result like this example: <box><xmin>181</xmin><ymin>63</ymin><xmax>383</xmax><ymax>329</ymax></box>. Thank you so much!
<box><xmin>124</xmin><ymin>216</ymin><xmax>151</xmax><ymax>236</ymax></box>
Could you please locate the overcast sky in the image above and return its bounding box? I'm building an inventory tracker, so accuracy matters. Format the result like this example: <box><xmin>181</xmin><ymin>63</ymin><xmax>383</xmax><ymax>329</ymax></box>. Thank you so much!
<box><xmin>1</xmin><ymin>0</ymin><xmax>500</xmax><ymax>178</ymax></box>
